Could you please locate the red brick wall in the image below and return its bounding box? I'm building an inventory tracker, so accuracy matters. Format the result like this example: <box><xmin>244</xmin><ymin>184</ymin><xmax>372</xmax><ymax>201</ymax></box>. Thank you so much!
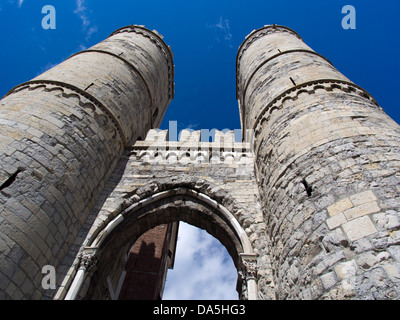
<box><xmin>118</xmin><ymin>224</ymin><xmax>172</xmax><ymax>300</ymax></box>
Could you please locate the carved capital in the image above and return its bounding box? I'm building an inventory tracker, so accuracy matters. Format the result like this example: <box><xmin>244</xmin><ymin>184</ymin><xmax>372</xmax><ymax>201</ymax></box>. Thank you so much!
<box><xmin>77</xmin><ymin>248</ymin><xmax>97</xmax><ymax>272</ymax></box>
<box><xmin>240</xmin><ymin>253</ymin><xmax>258</xmax><ymax>281</ymax></box>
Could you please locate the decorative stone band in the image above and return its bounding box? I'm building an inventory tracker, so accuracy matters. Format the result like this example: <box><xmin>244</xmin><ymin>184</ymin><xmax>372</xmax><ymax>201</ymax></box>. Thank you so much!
<box><xmin>126</xmin><ymin>128</ymin><xmax>254</xmax><ymax>164</ymax></box>
<box><xmin>68</xmin><ymin>48</ymin><xmax>156</xmax><ymax>128</ymax></box>
<box><xmin>2</xmin><ymin>80</ymin><xmax>127</xmax><ymax>146</ymax></box>
<box><xmin>237</xmin><ymin>49</ymin><xmax>336</xmax><ymax>127</ymax></box>
<box><xmin>131</xmin><ymin>149</ymin><xmax>253</xmax><ymax>165</ymax></box>
<box><xmin>109</xmin><ymin>25</ymin><xmax>175</xmax><ymax>100</ymax></box>
<box><xmin>252</xmin><ymin>79</ymin><xmax>380</xmax><ymax>141</ymax></box>
<box><xmin>237</xmin><ymin>49</ymin><xmax>335</xmax><ymax>101</ymax></box>
<box><xmin>68</xmin><ymin>49</ymin><xmax>154</xmax><ymax>124</ymax></box>
<box><xmin>236</xmin><ymin>24</ymin><xmax>303</xmax><ymax>97</ymax></box>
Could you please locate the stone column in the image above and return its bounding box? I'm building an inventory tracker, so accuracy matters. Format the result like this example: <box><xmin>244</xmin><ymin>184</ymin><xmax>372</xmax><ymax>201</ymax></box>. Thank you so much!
<box><xmin>0</xmin><ymin>25</ymin><xmax>174</xmax><ymax>299</ymax></box>
<box><xmin>64</xmin><ymin>248</ymin><xmax>97</xmax><ymax>300</ymax></box>
<box><xmin>237</xmin><ymin>25</ymin><xmax>400</xmax><ymax>299</ymax></box>
<box><xmin>240</xmin><ymin>253</ymin><xmax>259</xmax><ymax>300</ymax></box>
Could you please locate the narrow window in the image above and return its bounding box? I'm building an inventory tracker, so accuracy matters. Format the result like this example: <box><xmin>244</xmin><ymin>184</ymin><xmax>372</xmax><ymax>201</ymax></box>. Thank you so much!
<box><xmin>301</xmin><ymin>178</ymin><xmax>313</xmax><ymax>197</ymax></box>
<box><xmin>0</xmin><ymin>168</ymin><xmax>23</xmax><ymax>192</ymax></box>
<box><xmin>152</xmin><ymin>108</ymin><xmax>159</xmax><ymax>122</ymax></box>
<box><xmin>84</xmin><ymin>83</ymin><xmax>94</xmax><ymax>91</ymax></box>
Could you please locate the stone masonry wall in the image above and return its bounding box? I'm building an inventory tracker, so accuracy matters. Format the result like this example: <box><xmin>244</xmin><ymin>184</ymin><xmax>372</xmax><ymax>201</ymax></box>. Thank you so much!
<box><xmin>237</xmin><ymin>25</ymin><xmax>400</xmax><ymax>299</ymax></box>
<box><xmin>67</xmin><ymin>129</ymin><xmax>275</xmax><ymax>300</ymax></box>
<box><xmin>0</xmin><ymin>26</ymin><xmax>173</xmax><ymax>299</ymax></box>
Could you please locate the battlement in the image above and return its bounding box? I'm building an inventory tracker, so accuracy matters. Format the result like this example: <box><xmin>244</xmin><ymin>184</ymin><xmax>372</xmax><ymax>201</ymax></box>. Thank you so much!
<box><xmin>129</xmin><ymin>129</ymin><xmax>254</xmax><ymax>164</ymax></box>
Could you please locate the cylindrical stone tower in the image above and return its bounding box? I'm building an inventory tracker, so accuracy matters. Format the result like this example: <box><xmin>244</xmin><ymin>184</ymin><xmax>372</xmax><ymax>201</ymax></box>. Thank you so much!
<box><xmin>0</xmin><ymin>25</ymin><xmax>174</xmax><ymax>299</ymax></box>
<box><xmin>237</xmin><ymin>25</ymin><xmax>400</xmax><ymax>299</ymax></box>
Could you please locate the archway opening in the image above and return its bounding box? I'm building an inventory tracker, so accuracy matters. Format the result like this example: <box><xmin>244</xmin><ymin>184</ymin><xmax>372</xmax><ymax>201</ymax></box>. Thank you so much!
<box><xmin>113</xmin><ymin>222</ymin><xmax>238</xmax><ymax>300</ymax></box>
<box><xmin>162</xmin><ymin>222</ymin><xmax>238</xmax><ymax>300</ymax></box>
<box><xmin>75</xmin><ymin>188</ymin><xmax>256</xmax><ymax>300</ymax></box>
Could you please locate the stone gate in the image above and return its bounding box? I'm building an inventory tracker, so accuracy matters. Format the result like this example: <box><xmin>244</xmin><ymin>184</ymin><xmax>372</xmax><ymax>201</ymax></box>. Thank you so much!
<box><xmin>61</xmin><ymin>129</ymin><xmax>272</xmax><ymax>300</ymax></box>
<box><xmin>0</xmin><ymin>24</ymin><xmax>400</xmax><ymax>300</ymax></box>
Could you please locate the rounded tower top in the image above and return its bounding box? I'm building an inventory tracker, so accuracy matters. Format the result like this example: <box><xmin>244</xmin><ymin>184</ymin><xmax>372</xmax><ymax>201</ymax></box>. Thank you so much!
<box><xmin>236</xmin><ymin>25</ymin><xmax>307</xmax><ymax>100</ymax></box>
<box><xmin>237</xmin><ymin>24</ymin><xmax>303</xmax><ymax>56</ymax></box>
<box><xmin>109</xmin><ymin>24</ymin><xmax>175</xmax><ymax>101</ymax></box>
<box><xmin>26</xmin><ymin>24</ymin><xmax>175</xmax><ymax>138</ymax></box>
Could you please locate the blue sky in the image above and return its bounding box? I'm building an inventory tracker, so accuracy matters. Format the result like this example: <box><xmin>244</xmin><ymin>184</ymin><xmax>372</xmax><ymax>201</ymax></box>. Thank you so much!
<box><xmin>163</xmin><ymin>222</ymin><xmax>238</xmax><ymax>300</ymax></box>
<box><xmin>1</xmin><ymin>0</ymin><xmax>399</xmax><ymax>129</ymax></box>
<box><xmin>1</xmin><ymin>0</ymin><xmax>399</xmax><ymax>300</ymax></box>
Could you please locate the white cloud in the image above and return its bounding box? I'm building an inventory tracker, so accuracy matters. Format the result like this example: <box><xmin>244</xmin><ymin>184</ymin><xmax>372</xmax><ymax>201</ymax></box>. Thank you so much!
<box><xmin>215</xmin><ymin>16</ymin><xmax>232</xmax><ymax>42</ymax></box>
<box><xmin>206</xmin><ymin>16</ymin><xmax>233</xmax><ymax>48</ymax></box>
<box><xmin>74</xmin><ymin>0</ymin><xmax>98</xmax><ymax>40</ymax></box>
<box><xmin>38</xmin><ymin>62</ymin><xmax>59</xmax><ymax>75</ymax></box>
<box><xmin>9</xmin><ymin>0</ymin><xmax>24</xmax><ymax>8</ymax></box>
<box><xmin>183</xmin><ymin>123</ymin><xmax>199</xmax><ymax>130</ymax></box>
<box><xmin>163</xmin><ymin>222</ymin><xmax>238</xmax><ymax>300</ymax></box>
<box><xmin>74</xmin><ymin>0</ymin><xmax>89</xmax><ymax>27</ymax></box>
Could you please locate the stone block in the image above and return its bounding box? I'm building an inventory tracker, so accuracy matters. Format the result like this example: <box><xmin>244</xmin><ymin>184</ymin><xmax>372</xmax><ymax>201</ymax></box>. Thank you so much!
<box><xmin>334</xmin><ymin>260</ymin><xmax>357</xmax><ymax>281</ymax></box>
<box><xmin>349</xmin><ymin>190</ymin><xmax>377</xmax><ymax>206</ymax></box>
<box><xmin>383</xmin><ymin>264</ymin><xmax>400</xmax><ymax>283</ymax></box>
<box><xmin>326</xmin><ymin>212</ymin><xmax>347</xmax><ymax>230</ymax></box>
<box><xmin>327</xmin><ymin>198</ymin><xmax>353</xmax><ymax>217</ymax></box>
<box><xmin>356</xmin><ymin>252</ymin><xmax>378</xmax><ymax>269</ymax></box>
<box><xmin>342</xmin><ymin>216</ymin><xmax>377</xmax><ymax>241</ymax></box>
<box><xmin>343</xmin><ymin>201</ymin><xmax>380</xmax><ymax>221</ymax></box>
<box><xmin>388</xmin><ymin>246</ymin><xmax>400</xmax><ymax>262</ymax></box>
<box><xmin>320</xmin><ymin>271</ymin><xmax>337</xmax><ymax>289</ymax></box>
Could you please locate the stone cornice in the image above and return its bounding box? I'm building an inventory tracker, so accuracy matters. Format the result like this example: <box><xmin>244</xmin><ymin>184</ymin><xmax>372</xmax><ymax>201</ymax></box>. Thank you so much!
<box><xmin>252</xmin><ymin>79</ymin><xmax>380</xmax><ymax>137</ymax></box>
<box><xmin>237</xmin><ymin>49</ymin><xmax>335</xmax><ymax>129</ymax></box>
<box><xmin>238</xmin><ymin>49</ymin><xmax>334</xmax><ymax>102</ymax></box>
<box><xmin>3</xmin><ymin>80</ymin><xmax>127</xmax><ymax>146</ymax></box>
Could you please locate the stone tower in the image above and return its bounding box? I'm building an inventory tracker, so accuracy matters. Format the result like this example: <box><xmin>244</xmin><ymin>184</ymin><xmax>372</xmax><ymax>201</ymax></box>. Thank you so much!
<box><xmin>0</xmin><ymin>25</ymin><xmax>174</xmax><ymax>299</ymax></box>
<box><xmin>237</xmin><ymin>25</ymin><xmax>400</xmax><ymax>299</ymax></box>
<box><xmin>0</xmin><ymin>24</ymin><xmax>399</xmax><ymax>300</ymax></box>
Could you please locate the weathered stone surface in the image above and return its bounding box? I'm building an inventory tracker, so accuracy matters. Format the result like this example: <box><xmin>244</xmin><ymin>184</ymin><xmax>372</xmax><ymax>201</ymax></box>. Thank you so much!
<box><xmin>74</xmin><ymin>129</ymin><xmax>273</xmax><ymax>300</ymax></box>
<box><xmin>237</xmin><ymin>25</ymin><xmax>400</xmax><ymax>300</ymax></box>
<box><xmin>1</xmin><ymin>24</ymin><xmax>399</xmax><ymax>301</ymax></box>
<box><xmin>0</xmin><ymin>25</ymin><xmax>174</xmax><ymax>299</ymax></box>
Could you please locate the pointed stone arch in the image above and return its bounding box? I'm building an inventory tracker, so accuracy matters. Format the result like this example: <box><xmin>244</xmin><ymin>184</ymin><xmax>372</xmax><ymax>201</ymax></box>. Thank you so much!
<box><xmin>64</xmin><ymin>183</ymin><xmax>259</xmax><ymax>300</ymax></box>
